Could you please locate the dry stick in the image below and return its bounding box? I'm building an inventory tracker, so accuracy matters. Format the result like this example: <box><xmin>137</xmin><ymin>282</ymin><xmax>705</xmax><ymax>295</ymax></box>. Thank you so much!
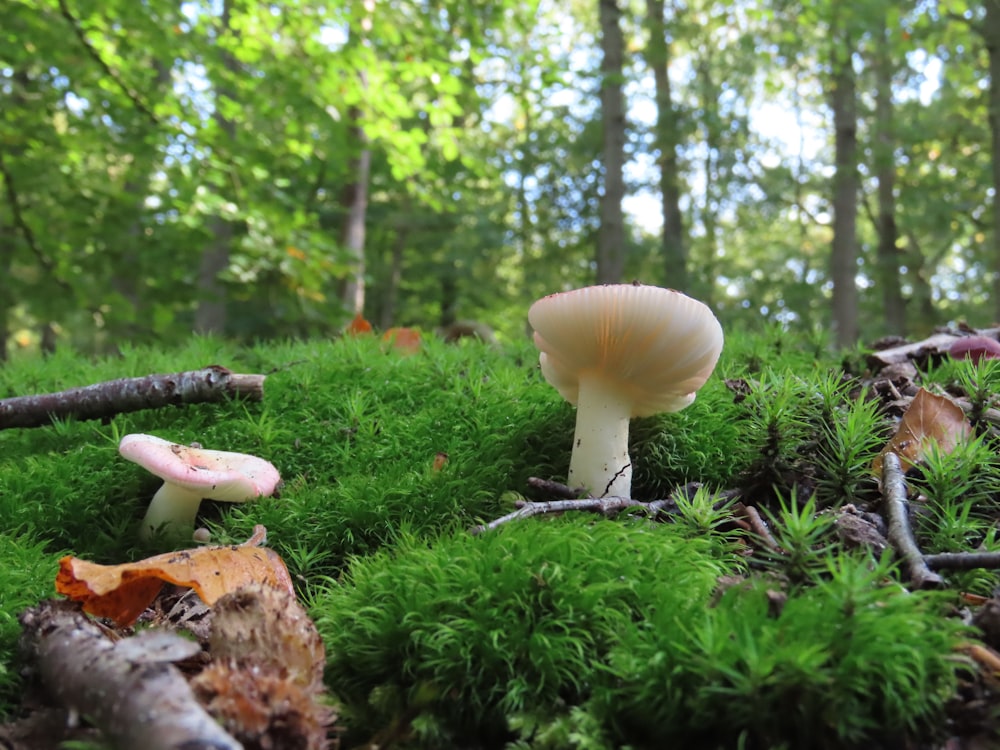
<box><xmin>924</xmin><ymin>552</ymin><xmax>1000</xmax><ymax>571</ymax></box>
<box><xmin>0</xmin><ymin>366</ymin><xmax>265</xmax><ymax>429</ymax></box>
<box><xmin>739</xmin><ymin>503</ymin><xmax>781</xmax><ymax>551</ymax></box>
<box><xmin>880</xmin><ymin>451</ymin><xmax>943</xmax><ymax>589</ymax></box>
<box><xmin>471</xmin><ymin>496</ymin><xmax>653</xmax><ymax>534</ymax></box>
<box><xmin>19</xmin><ymin>600</ymin><xmax>242</xmax><ymax>750</ymax></box>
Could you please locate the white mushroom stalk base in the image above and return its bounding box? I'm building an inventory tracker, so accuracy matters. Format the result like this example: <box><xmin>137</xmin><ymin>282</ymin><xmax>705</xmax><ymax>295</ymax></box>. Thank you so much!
<box><xmin>568</xmin><ymin>373</ymin><xmax>633</xmax><ymax>498</ymax></box>
<box><xmin>141</xmin><ymin>483</ymin><xmax>206</xmax><ymax>540</ymax></box>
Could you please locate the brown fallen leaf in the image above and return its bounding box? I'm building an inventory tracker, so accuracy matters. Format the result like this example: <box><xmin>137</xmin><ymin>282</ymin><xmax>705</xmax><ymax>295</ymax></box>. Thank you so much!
<box><xmin>382</xmin><ymin>327</ymin><xmax>422</xmax><ymax>355</ymax></box>
<box><xmin>344</xmin><ymin>313</ymin><xmax>372</xmax><ymax>336</ymax></box>
<box><xmin>873</xmin><ymin>387</ymin><xmax>972</xmax><ymax>475</ymax></box>
<box><xmin>56</xmin><ymin>525</ymin><xmax>295</xmax><ymax>626</ymax></box>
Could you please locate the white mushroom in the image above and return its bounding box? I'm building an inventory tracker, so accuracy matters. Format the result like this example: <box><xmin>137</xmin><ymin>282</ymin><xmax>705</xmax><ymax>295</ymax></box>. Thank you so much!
<box><xmin>119</xmin><ymin>433</ymin><xmax>281</xmax><ymax>540</ymax></box>
<box><xmin>529</xmin><ymin>284</ymin><xmax>723</xmax><ymax>498</ymax></box>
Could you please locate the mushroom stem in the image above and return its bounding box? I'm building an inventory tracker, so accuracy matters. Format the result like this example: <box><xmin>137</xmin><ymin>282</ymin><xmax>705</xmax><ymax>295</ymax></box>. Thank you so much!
<box><xmin>141</xmin><ymin>483</ymin><xmax>206</xmax><ymax>540</ymax></box>
<box><xmin>568</xmin><ymin>373</ymin><xmax>633</xmax><ymax>498</ymax></box>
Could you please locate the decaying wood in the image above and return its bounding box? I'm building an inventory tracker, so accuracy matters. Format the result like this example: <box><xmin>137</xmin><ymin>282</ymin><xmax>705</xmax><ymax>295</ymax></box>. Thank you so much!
<box><xmin>880</xmin><ymin>451</ymin><xmax>943</xmax><ymax>590</ymax></box>
<box><xmin>0</xmin><ymin>365</ymin><xmax>265</xmax><ymax>429</ymax></box>
<box><xmin>18</xmin><ymin>599</ymin><xmax>242</xmax><ymax>750</ymax></box>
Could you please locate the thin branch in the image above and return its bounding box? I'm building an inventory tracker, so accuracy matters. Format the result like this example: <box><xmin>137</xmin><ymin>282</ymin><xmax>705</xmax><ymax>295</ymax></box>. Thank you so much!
<box><xmin>525</xmin><ymin>476</ymin><xmax>585</xmax><ymax>499</ymax></box>
<box><xmin>0</xmin><ymin>366</ymin><xmax>265</xmax><ymax>429</ymax></box>
<box><xmin>924</xmin><ymin>551</ymin><xmax>1000</xmax><ymax>571</ymax></box>
<box><xmin>56</xmin><ymin>0</ymin><xmax>159</xmax><ymax>125</ymax></box>
<box><xmin>880</xmin><ymin>451</ymin><xmax>943</xmax><ymax>589</ymax></box>
<box><xmin>0</xmin><ymin>151</ymin><xmax>72</xmax><ymax>293</ymax></box>
<box><xmin>471</xmin><ymin>495</ymin><xmax>653</xmax><ymax>534</ymax></box>
<box><xmin>19</xmin><ymin>600</ymin><xmax>241</xmax><ymax>750</ymax></box>
<box><xmin>738</xmin><ymin>503</ymin><xmax>781</xmax><ymax>551</ymax></box>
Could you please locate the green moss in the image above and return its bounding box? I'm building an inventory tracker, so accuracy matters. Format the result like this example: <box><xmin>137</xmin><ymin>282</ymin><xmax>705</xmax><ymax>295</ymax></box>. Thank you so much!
<box><xmin>313</xmin><ymin>517</ymin><xmax>739</xmax><ymax>745</ymax></box>
<box><xmin>601</xmin><ymin>554</ymin><xmax>965</xmax><ymax>749</ymax></box>
<box><xmin>0</xmin><ymin>531</ymin><xmax>64</xmax><ymax>706</ymax></box>
<box><xmin>0</xmin><ymin>328</ymin><xmax>985</xmax><ymax>743</ymax></box>
<box><xmin>314</xmin><ymin>521</ymin><xmax>965</xmax><ymax>749</ymax></box>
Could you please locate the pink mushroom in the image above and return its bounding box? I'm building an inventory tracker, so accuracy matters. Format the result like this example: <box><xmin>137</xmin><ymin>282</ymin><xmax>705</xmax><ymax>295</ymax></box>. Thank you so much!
<box><xmin>119</xmin><ymin>433</ymin><xmax>281</xmax><ymax>540</ymax></box>
<box><xmin>948</xmin><ymin>336</ymin><xmax>1000</xmax><ymax>365</ymax></box>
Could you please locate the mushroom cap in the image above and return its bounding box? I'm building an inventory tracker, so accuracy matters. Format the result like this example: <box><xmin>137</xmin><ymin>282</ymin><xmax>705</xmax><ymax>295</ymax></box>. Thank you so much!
<box><xmin>949</xmin><ymin>335</ymin><xmax>1000</xmax><ymax>364</ymax></box>
<box><xmin>529</xmin><ymin>284</ymin><xmax>724</xmax><ymax>417</ymax></box>
<box><xmin>119</xmin><ymin>434</ymin><xmax>281</xmax><ymax>503</ymax></box>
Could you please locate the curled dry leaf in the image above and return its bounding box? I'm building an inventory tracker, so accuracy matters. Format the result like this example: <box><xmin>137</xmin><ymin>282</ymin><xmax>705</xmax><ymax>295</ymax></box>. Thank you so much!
<box><xmin>56</xmin><ymin>525</ymin><xmax>295</xmax><ymax>626</ymax></box>
<box><xmin>873</xmin><ymin>388</ymin><xmax>972</xmax><ymax>475</ymax></box>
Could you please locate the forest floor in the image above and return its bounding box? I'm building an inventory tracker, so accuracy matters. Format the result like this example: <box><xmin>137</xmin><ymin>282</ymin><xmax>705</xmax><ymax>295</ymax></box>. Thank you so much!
<box><xmin>1</xmin><ymin>327</ymin><xmax>1000</xmax><ymax>749</ymax></box>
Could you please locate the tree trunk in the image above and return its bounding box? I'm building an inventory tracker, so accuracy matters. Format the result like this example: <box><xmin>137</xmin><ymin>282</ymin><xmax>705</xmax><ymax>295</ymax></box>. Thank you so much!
<box><xmin>339</xmin><ymin>97</ymin><xmax>371</xmax><ymax>316</ymax></box>
<box><xmin>984</xmin><ymin>1</ymin><xmax>1000</xmax><ymax>321</ymax></box>
<box><xmin>113</xmin><ymin>60</ymin><xmax>171</xmax><ymax>337</ymax></box>
<box><xmin>829</xmin><ymin>41</ymin><xmax>859</xmax><ymax>348</ymax></box>
<box><xmin>597</xmin><ymin>0</ymin><xmax>627</xmax><ymax>285</ymax></box>
<box><xmin>645</xmin><ymin>0</ymin><xmax>687</xmax><ymax>292</ymax></box>
<box><xmin>194</xmin><ymin>0</ymin><xmax>239</xmax><ymax>335</ymax></box>
<box><xmin>873</xmin><ymin>13</ymin><xmax>906</xmax><ymax>335</ymax></box>
<box><xmin>378</xmin><ymin>225</ymin><xmax>407</xmax><ymax>329</ymax></box>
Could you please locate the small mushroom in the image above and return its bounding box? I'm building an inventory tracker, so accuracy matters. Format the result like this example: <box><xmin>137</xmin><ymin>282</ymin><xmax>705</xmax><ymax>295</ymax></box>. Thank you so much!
<box><xmin>529</xmin><ymin>284</ymin><xmax>723</xmax><ymax>498</ymax></box>
<box><xmin>949</xmin><ymin>335</ymin><xmax>1000</xmax><ymax>364</ymax></box>
<box><xmin>119</xmin><ymin>433</ymin><xmax>281</xmax><ymax>540</ymax></box>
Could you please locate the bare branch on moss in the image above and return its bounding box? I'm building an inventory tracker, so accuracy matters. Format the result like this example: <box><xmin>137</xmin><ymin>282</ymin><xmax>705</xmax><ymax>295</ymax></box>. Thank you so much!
<box><xmin>738</xmin><ymin>503</ymin><xmax>781</xmax><ymax>552</ymax></box>
<box><xmin>472</xmin><ymin>495</ymin><xmax>658</xmax><ymax>534</ymax></box>
<box><xmin>525</xmin><ymin>476</ymin><xmax>586</xmax><ymax>499</ymax></box>
<box><xmin>18</xmin><ymin>600</ymin><xmax>241</xmax><ymax>750</ymax></box>
<box><xmin>924</xmin><ymin>551</ymin><xmax>1000</xmax><ymax>571</ymax></box>
<box><xmin>880</xmin><ymin>451</ymin><xmax>943</xmax><ymax>590</ymax></box>
<box><xmin>0</xmin><ymin>366</ymin><xmax>265</xmax><ymax>429</ymax></box>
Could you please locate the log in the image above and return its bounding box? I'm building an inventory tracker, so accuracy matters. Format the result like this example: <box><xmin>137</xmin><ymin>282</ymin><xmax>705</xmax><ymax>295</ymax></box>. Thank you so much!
<box><xmin>18</xmin><ymin>599</ymin><xmax>242</xmax><ymax>750</ymax></box>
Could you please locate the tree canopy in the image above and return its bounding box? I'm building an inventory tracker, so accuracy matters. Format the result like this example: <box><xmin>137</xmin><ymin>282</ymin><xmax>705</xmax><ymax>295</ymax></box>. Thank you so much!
<box><xmin>1</xmin><ymin>0</ymin><xmax>996</xmax><ymax>356</ymax></box>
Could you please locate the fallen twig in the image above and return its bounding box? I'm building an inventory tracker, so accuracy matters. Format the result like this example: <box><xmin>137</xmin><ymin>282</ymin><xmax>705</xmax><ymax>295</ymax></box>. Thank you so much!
<box><xmin>472</xmin><ymin>482</ymin><xmax>742</xmax><ymax>534</ymax></box>
<box><xmin>880</xmin><ymin>451</ymin><xmax>943</xmax><ymax>589</ymax></box>
<box><xmin>924</xmin><ymin>552</ymin><xmax>1000</xmax><ymax>571</ymax></box>
<box><xmin>738</xmin><ymin>503</ymin><xmax>781</xmax><ymax>551</ymax></box>
<box><xmin>0</xmin><ymin>366</ymin><xmax>265</xmax><ymax>429</ymax></box>
<box><xmin>471</xmin><ymin>496</ymin><xmax>653</xmax><ymax>534</ymax></box>
<box><xmin>526</xmin><ymin>476</ymin><xmax>584</xmax><ymax>499</ymax></box>
<box><xmin>18</xmin><ymin>600</ymin><xmax>241</xmax><ymax>750</ymax></box>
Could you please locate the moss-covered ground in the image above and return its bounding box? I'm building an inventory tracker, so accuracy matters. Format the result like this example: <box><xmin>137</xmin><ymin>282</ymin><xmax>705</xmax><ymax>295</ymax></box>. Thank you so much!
<box><xmin>0</xmin><ymin>329</ymin><xmax>997</xmax><ymax>748</ymax></box>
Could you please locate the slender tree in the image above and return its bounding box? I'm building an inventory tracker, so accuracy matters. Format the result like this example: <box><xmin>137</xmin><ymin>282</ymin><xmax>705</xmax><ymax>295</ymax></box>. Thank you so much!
<box><xmin>829</xmin><ymin>27</ymin><xmax>860</xmax><ymax>347</ymax></box>
<box><xmin>645</xmin><ymin>0</ymin><xmax>687</xmax><ymax>292</ymax></box>
<box><xmin>195</xmin><ymin>0</ymin><xmax>239</xmax><ymax>335</ymax></box>
<box><xmin>597</xmin><ymin>0</ymin><xmax>627</xmax><ymax>284</ymax></box>
<box><xmin>872</xmin><ymin>9</ymin><xmax>906</xmax><ymax>334</ymax></box>
<box><xmin>981</xmin><ymin>1</ymin><xmax>1000</xmax><ymax>320</ymax></box>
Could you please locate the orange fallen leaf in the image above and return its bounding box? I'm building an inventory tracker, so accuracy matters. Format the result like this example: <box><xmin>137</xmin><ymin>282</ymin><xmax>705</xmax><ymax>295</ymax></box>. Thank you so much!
<box><xmin>344</xmin><ymin>313</ymin><xmax>372</xmax><ymax>336</ymax></box>
<box><xmin>873</xmin><ymin>388</ymin><xmax>972</xmax><ymax>475</ymax></box>
<box><xmin>382</xmin><ymin>327</ymin><xmax>422</xmax><ymax>355</ymax></box>
<box><xmin>56</xmin><ymin>525</ymin><xmax>294</xmax><ymax>626</ymax></box>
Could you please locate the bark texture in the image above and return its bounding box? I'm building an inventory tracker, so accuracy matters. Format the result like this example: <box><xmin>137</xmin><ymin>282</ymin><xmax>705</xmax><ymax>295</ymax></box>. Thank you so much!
<box><xmin>19</xmin><ymin>600</ymin><xmax>242</xmax><ymax>750</ymax></box>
